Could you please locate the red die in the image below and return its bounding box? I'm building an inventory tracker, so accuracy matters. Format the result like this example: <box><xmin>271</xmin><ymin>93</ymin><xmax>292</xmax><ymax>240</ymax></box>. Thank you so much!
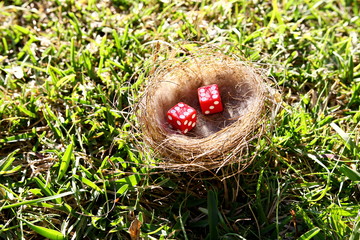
<box><xmin>198</xmin><ymin>84</ymin><xmax>223</xmax><ymax>115</ymax></box>
<box><xmin>167</xmin><ymin>102</ymin><xmax>197</xmax><ymax>134</ymax></box>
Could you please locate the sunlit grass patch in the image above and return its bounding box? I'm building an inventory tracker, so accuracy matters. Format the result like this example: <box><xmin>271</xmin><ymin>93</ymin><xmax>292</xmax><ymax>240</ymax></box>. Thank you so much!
<box><xmin>0</xmin><ymin>0</ymin><xmax>359</xmax><ymax>239</ymax></box>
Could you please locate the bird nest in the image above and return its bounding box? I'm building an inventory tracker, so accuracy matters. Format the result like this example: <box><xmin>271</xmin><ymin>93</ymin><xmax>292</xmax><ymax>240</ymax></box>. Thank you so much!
<box><xmin>136</xmin><ymin>46</ymin><xmax>277</xmax><ymax>172</ymax></box>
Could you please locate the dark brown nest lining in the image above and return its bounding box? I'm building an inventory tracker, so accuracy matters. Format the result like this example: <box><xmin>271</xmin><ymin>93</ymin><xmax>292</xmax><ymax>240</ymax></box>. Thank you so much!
<box><xmin>137</xmin><ymin>49</ymin><xmax>274</xmax><ymax>171</ymax></box>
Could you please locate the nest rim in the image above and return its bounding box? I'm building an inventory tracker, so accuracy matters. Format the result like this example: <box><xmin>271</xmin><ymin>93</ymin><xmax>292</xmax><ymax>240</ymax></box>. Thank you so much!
<box><xmin>135</xmin><ymin>46</ymin><xmax>277</xmax><ymax>172</ymax></box>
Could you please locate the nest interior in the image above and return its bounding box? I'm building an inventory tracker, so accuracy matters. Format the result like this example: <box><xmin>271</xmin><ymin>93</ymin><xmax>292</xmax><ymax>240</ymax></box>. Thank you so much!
<box><xmin>138</xmin><ymin>53</ymin><xmax>270</xmax><ymax>170</ymax></box>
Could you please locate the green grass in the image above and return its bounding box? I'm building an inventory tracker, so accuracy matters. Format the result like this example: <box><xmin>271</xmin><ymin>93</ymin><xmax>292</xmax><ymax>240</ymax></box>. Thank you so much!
<box><xmin>0</xmin><ymin>0</ymin><xmax>359</xmax><ymax>239</ymax></box>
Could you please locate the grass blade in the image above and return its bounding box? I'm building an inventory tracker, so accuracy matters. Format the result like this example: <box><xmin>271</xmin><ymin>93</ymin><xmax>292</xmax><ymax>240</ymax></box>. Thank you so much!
<box><xmin>17</xmin><ymin>105</ymin><xmax>37</xmax><ymax>118</ymax></box>
<box><xmin>0</xmin><ymin>165</ymin><xmax>21</xmax><ymax>175</ymax></box>
<box><xmin>1</xmin><ymin>191</ymin><xmax>74</xmax><ymax>210</ymax></box>
<box><xmin>73</xmin><ymin>175</ymin><xmax>104</xmax><ymax>193</ymax></box>
<box><xmin>43</xmin><ymin>104</ymin><xmax>64</xmax><ymax>139</ymax></box>
<box><xmin>19</xmin><ymin>218</ymin><xmax>65</xmax><ymax>240</ymax></box>
<box><xmin>330</xmin><ymin>122</ymin><xmax>358</xmax><ymax>153</ymax></box>
<box><xmin>0</xmin><ymin>149</ymin><xmax>19</xmax><ymax>172</ymax></box>
<box><xmin>33</xmin><ymin>176</ymin><xmax>61</xmax><ymax>204</ymax></box>
<box><xmin>349</xmin><ymin>219</ymin><xmax>360</xmax><ymax>240</ymax></box>
<box><xmin>339</xmin><ymin>165</ymin><xmax>360</xmax><ymax>181</ymax></box>
<box><xmin>255</xmin><ymin>168</ymin><xmax>268</xmax><ymax>224</ymax></box>
<box><xmin>207</xmin><ymin>190</ymin><xmax>218</xmax><ymax>240</ymax></box>
<box><xmin>70</xmin><ymin>37</ymin><xmax>76</xmax><ymax>69</ymax></box>
<box><xmin>57</xmin><ymin>142</ymin><xmax>74</xmax><ymax>182</ymax></box>
<box><xmin>0</xmin><ymin>133</ymin><xmax>36</xmax><ymax>143</ymax></box>
<box><xmin>297</xmin><ymin>227</ymin><xmax>321</xmax><ymax>240</ymax></box>
<box><xmin>307</xmin><ymin>154</ymin><xmax>331</xmax><ymax>202</ymax></box>
<box><xmin>13</xmin><ymin>25</ymin><xmax>30</xmax><ymax>35</ymax></box>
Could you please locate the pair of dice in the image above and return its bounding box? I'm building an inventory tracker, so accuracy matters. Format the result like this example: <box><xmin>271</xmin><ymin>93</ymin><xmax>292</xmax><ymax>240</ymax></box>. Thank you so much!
<box><xmin>166</xmin><ymin>84</ymin><xmax>223</xmax><ymax>134</ymax></box>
